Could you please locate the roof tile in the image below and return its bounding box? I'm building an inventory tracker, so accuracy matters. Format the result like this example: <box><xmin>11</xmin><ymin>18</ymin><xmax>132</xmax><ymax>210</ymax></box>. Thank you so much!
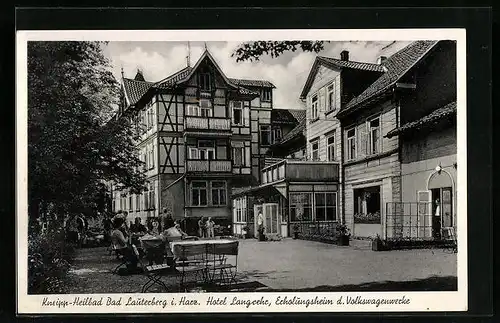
<box><xmin>122</xmin><ymin>78</ymin><xmax>153</xmax><ymax>106</ymax></box>
<box><xmin>343</xmin><ymin>40</ymin><xmax>439</xmax><ymax>111</ymax></box>
<box><xmin>386</xmin><ymin>101</ymin><xmax>456</xmax><ymax>138</ymax></box>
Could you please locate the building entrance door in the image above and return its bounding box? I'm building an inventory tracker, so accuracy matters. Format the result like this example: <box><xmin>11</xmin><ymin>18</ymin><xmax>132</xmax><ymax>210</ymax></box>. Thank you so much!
<box><xmin>431</xmin><ymin>187</ymin><xmax>453</xmax><ymax>240</ymax></box>
<box><xmin>253</xmin><ymin>203</ymin><xmax>280</xmax><ymax>238</ymax></box>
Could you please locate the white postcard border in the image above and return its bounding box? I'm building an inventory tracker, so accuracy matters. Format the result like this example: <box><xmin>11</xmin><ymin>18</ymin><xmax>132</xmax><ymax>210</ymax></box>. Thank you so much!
<box><xmin>16</xmin><ymin>28</ymin><xmax>467</xmax><ymax>314</ymax></box>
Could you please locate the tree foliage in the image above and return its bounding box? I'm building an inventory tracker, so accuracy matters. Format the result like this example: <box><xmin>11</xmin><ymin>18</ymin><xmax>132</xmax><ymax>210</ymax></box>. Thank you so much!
<box><xmin>28</xmin><ymin>41</ymin><xmax>145</xmax><ymax>222</ymax></box>
<box><xmin>232</xmin><ymin>41</ymin><xmax>327</xmax><ymax>62</ymax></box>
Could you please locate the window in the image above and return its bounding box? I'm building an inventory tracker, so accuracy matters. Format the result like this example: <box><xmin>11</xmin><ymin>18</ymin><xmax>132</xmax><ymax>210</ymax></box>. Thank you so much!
<box><xmin>315</xmin><ymin>192</ymin><xmax>337</xmax><ymax>221</ymax></box>
<box><xmin>211</xmin><ymin>181</ymin><xmax>226</xmax><ymax>206</ymax></box>
<box><xmin>198</xmin><ymin>140</ymin><xmax>215</xmax><ymax>160</ymax></box>
<box><xmin>311</xmin><ymin>140</ymin><xmax>319</xmax><ymax>161</ymax></box>
<box><xmin>327</xmin><ymin>133</ymin><xmax>336</xmax><ymax>161</ymax></box>
<box><xmin>199</xmin><ymin>99</ymin><xmax>213</xmax><ymax>117</ymax></box>
<box><xmin>261</xmin><ymin>89</ymin><xmax>271</xmax><ymax>102</ymax></box>
<box><xmin>191</xmin><ymin>181</ymin><xmax>207</xmax><ymax>206</ymax></box>
<box><xmin>346</xmin><ymin>128</ymin><xmax>356</xmax><ymax>161</ymax></box>
<box><xmin>234</xmin><ymin>197</ymin><xmax>247</xmax><ymax>222</ymax></box>
<box><xmin>353</xmin><ymin>186</ymin><xmax>381</xmax><ymax>224</ymax></box>
<box><xmin>233</xmin><ymin>147</ymin><xmax>243</xmax><ymax>166</ymax></box>
<box><xmin>271</xmin><ymin>126</ymin><xmax>282</xmax><ymax>144</ymax></box>
<box><xmin>186</xmin><ymin>105</ymin><xmax>200</xmax><ymax>116</ymax></box>
<box><xmin>289</xmin><ymin>193</ymin><xmax>313</xmax><ymax>221</ymax></box>
<box><xmin>135</xmin><ymin>194</ymin><xmax>140</xmax><ymax>211</ymax></box>
<box><xmin>149</xmin><ymin>145</ymin><xmax>154</xmax><ymax>169</ymax></box>
<box><xmin>327</xmin><ymin>81</ymin><xmax>336</xmax><ymax>112</ymax></box>
<box><xmin>199</xmin><ymin>73</ymin><xmax>211</xmax><ymax>91</ymax></box>
<box><xmin>311</xmin><ymin>94</ymin><xmax>319</xmax><ymax>120</ymax></box>
<box><xmin>232</xmin><ymin>101</ymin><xmax>243</xmax><ymax>125</ymax></box>
<box><xmin>129</xmin><ymin>195</ymin><xmax>133</xmax><ymax>211</ymax></box>
<box><xmin>151</xmin><ymin>184</ymin><xmax>156</xmax><ymax>209</ymax></box>
<box><xmin>369</xmin><ymin>118</ymin><xmax>381</xmax><ymax>155</ymax></box>
<box><xmin>260</xmin><ymin>125</ymin><xmax>271</xmax><ymax>146</ymax></box>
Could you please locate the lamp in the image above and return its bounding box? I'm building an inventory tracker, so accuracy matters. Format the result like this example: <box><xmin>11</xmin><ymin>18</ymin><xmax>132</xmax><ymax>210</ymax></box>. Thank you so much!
<box><xmin>435</xmin><ymin>164</ymin><xmax>442</xmax><ymax>173</ymax></box>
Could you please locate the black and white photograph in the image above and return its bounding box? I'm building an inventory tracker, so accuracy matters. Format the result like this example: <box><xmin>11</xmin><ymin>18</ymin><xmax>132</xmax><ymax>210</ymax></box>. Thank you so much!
<box><xmin>17</xmin><ymin>29</ymin><xmax>467</xmax><ymax>313</ymax></box>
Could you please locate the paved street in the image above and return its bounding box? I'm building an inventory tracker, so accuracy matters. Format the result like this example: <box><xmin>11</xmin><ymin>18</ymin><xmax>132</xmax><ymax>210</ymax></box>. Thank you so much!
<box><xmin>67</xmin><ymin>238</ymin><xmax>456</xmax><ymax>293</ymax></box>
<box><xmin>236</xmin><ymin>238</ymin><xmax>456</xmax><ymax>290</ymax></box>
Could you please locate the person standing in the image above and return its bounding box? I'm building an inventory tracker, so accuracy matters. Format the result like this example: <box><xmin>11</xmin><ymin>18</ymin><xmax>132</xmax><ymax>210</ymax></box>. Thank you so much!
<box><xmin>433</xmin><ymin>198</ymin><xmax>442</xmax><ymax>239</ymax></box>
<box><xmin>162</xmin><ymin>208</ymin><xmax>175</xmax><ymax>230</ymax></box>
<box><xmin>198</xmin><ymin>217</ymin><xmax>205</xmax><ymax>238</ymax></box>
<box><xmin>206</xmin><ymin>217</ymin><xmax>215</xmax><ymax>238</ymax></box>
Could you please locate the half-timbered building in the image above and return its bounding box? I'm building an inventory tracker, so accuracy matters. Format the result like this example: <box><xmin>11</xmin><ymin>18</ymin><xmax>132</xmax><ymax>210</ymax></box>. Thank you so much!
<box><xmin>112</xmin><ymin>49</ymin><xmax>276</xmax><ymax>234</ymax></box>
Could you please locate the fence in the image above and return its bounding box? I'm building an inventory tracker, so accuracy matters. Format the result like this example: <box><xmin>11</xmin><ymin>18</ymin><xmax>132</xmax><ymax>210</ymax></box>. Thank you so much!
<box><xmin>385</xmin><ymin>202</ymin><xmax>455</xmax><ymax>242</ymax></box>
<box><xmin>290</xmin><ymin>221</ymin><xmax>338</xmax><ymax>242</ymax></box>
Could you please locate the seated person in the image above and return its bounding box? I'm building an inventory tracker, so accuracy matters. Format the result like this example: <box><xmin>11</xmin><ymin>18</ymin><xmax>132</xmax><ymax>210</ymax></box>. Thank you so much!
<box><xmin>148</xmin><ymin>218</ymin><xmax>161</xmax><ymax>236</ymax></box>
<box><xmin>110</xmin><ymin>218</ymin><xmax>139</xmax><ymax>273</ymax></box>
<box><xmin>130</xmin><ymin>217</ymin><xmax>147</xmax><ymax>234</ymax></box>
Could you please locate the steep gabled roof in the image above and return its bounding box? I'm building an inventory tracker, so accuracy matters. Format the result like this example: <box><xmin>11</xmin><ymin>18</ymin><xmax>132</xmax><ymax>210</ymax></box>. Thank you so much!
<box><xmin>154</xmin><ymin>66</ymin><xmax>192</xmax><ymax>89</ymax></box>
<box><xmin>289</xmin><ymin>109</ymin><xmax>306</xmax><ymax>122</ymax></box>
<box><xmin>300</xmin><ymin>56</ymin><xmax>385</xmax><ymax>99</ymax></box>
<box><xmin>122</xmin><ymin>78</ymin><xmax>154</xmax><ymax>106</ymax></box>
<box><xmin>385</xmin><ymin>101</ymin><xmax>456</xmax><ymax>138</ymax></box>
<box><xmin>342</xmin><ymin>40</ymin><xmax>439</xmax><ymax>113</ymax></box>
<box><xmin>271</xmin><ymin>114</ymin><xmax>306</xmax><ymax>147</ymax></box>
<box><xmin>271</xmin><ymin>109</ymin><xmax>305</xmax><ymax>124</ymax></box>
<box><xmin>228</xmin><ymin>78</ymin><xmax>276</xmax><ymax>89</ymax></box>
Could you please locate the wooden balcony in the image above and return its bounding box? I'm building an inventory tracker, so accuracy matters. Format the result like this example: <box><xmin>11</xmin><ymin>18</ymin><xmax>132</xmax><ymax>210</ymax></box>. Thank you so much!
<box><xmin>261</xmin><ymin>159</ymin><xmax>339</xmax><ymax>184</ymax></box>
<box><xmin>184</xmin><ymin>116</ymin><xmax>231</xmax><ymax>132</ymax></box>
<box><xmin>186</xmin><ymin>160</ymin><xmax>232</xmax><ymax>173</ymax></box>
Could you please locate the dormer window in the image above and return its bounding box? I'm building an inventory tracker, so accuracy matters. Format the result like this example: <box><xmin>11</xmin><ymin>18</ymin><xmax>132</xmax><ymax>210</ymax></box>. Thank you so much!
<box><xmin>261</xmin><ymin>89</ymin><xmax>272</xmax><ymax>102</ymax></box>
<box><xmin>199</xmin><ymin>73</ymin><xmax>211</xmax><ymax>91</ymax></box>
<box><xmin>311</xmin><ymin>94</ymin><xmax>319</xmax><ymax>120</ymax></box>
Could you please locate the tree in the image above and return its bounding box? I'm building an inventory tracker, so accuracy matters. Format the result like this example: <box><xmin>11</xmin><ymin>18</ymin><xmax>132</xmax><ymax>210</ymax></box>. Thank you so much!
<box><xmin>232</xmin><ymin>41</ymin><xmax>327</xmax><ymax>62</ymax></box>
<box><xmin>28</xmin><ymin>41</ymin><xmax>145</xmax><ymax>225</ymax></box>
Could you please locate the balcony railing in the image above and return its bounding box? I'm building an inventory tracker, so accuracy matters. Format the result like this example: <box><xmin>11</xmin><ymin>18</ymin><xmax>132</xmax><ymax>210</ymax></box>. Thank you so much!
<box><xmin>184</xmin><ymin>116</ymin><xmax>231</xmax><ymax>131</ymax></box>
<box><xmin>186</xmin><ymin>160</ymin><xmax>232</xmax><ymax>173</ymax></box>
<box><xmin>261</xmin><ymin>159</ymin><xmax>339</xmax><ymax>184</ymax></box>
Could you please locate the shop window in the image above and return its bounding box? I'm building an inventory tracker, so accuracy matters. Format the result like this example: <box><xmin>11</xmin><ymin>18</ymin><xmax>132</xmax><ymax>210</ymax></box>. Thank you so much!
<box><xmin>353</xmin><ymin>186</ymin><xmax>381</xmax><ymax>224</ymax></box>
<box><xmin>289</xmin><ymin>192</ymin><xmax>313</xmax><ymax>221</ymax></box>
<box><xmin>315</xmin><ymin>192</ymin><xmax>337</xmax><ymax>221</ymax></box>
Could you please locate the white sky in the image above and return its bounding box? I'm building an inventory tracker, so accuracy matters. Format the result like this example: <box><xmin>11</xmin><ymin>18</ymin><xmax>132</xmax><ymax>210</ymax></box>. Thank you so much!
<box><xmin>102</xmin><ymin>41</ymin><xmax>411</xmax><ymax>110</ymax></box>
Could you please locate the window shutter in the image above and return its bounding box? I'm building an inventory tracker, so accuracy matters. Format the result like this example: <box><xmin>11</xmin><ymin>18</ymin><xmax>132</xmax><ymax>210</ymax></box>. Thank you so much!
<box><xmin>358</xmin><ymin>123</ymin><xmax>368</xmax><ymax>158</ymax></box>
<box><xmin>243</xmin><ymin>106</ymin><xmax>250</xmax><ymax>126</ymax></box>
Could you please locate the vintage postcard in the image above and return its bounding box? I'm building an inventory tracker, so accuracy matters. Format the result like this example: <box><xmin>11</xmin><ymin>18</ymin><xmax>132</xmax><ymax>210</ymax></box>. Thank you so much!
<box><xmin>16</xmin><ymin>29</ymin><xmax>467</xmax><ymax>314</ymax></box>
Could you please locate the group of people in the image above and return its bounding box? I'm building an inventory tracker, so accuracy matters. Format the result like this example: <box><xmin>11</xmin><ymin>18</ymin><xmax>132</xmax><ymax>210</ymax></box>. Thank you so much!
<box><xmin>108</xmin><ymin>209</ymin><xmax>195</xmax><ymax>274</ymax></box>
<box><xmin>197</xmin><ymin>216</ymin><xmax>215</xmax><ymax>238</ymax></box>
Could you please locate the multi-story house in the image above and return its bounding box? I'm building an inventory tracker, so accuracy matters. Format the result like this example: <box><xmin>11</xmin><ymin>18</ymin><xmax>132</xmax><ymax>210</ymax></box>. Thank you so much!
<box><xmin>337</xmin><ymin>40</ymin><xmax>457</xmax><ymax>241</ymax></box>
<box><xmin>299</xmin><ymin>50</ymin><xmax>388</xmax><ymax>227</ymax></box>
<box><xmin>112</xmin><ymin>49</ymin><xmax>276</xmax><ymax>234</ymax></box>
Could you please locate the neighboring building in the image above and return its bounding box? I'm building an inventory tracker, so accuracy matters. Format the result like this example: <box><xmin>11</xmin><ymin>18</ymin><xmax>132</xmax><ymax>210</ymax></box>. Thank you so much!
<box><xmin>299</xmin><ymin>50</ymin><xmax>387</xmax><ymax>226</ymax></box>
<box><xmin>111</xmin><ymin>49</ymin><xmax>276</xmax><ymax>234</ymax></box>
<box><xmin>338</xmin><ymin>40</ymin><xmax>457</xmax><ymax>240</ymax></box>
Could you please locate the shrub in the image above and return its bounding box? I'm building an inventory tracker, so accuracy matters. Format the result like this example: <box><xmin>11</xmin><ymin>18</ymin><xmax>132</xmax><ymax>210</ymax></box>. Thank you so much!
<box><xmin>28</xmin><ymin>226</ymin><xmax>76</xmax><ymax>294</ymax></box>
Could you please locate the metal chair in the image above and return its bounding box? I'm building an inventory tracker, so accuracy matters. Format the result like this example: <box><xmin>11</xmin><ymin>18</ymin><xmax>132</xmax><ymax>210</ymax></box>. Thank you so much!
<box><xmin>133</xmin><ymin>244</ymin><xmax>172</xmax><ymax>292</ymax></box>
<box><xmin>206</xmin><ymin>241</ymin><xmax>239</xmax><ymax>288</ymax></box>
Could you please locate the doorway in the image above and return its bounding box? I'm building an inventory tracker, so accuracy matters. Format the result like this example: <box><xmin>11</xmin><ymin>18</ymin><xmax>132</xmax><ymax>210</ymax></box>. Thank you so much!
<box><xmin>253</xmin><ymin>203</ymin><xmax>280</xmax><ymax>238</ymax></box>
<box><xmin>430</xmin><ymin>187</ymin><xmax>453</xmax><ymax>240</ymax></box>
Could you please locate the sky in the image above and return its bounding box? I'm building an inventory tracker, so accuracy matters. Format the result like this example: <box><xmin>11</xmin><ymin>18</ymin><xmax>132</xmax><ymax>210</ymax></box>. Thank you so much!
<box><xmin>102</xmin><ymin>41</ymin><xmax>411</xmax><ymax>110</ymax></box>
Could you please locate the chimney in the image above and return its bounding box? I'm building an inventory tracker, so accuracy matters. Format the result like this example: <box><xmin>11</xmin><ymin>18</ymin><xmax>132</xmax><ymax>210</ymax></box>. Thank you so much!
<box><xmin>377</xmin><ymin>56</ymin><xmax>388</xmax><ymax>65</ymax></box>
<box><xmin>340</xmin><ymin>50</ymin><xmax>349</xmax><ymax>61</ymax></box>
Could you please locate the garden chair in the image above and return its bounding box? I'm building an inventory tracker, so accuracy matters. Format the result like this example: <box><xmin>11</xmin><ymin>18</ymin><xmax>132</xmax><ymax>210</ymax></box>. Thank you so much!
<box><xmin>174</xmin><ymin>243</ymin><xmax>209</xmax><ymax>291</ymax></box>
<box><xmin>111</xmin><ymin>247</ymin><xmax>129</xmax><ymax>274</ymax></box>
<box><xmin>206</xmin><ymin>241</ymin><xmax>239</xmax><ymax>288</ymax></box>
<box><xmin>132</xmin><ymin>244</ymin><xmax>172</xmax><ymax>292</ymax></box>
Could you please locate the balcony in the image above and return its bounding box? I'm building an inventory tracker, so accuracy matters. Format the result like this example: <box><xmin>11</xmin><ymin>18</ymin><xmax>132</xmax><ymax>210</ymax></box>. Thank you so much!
<box><xmin>184</xmin><ymin>116</ymin><xmax>231</xmax><ymax>132</ymax></box>
<box><xmin>261</xmin><ymin>159</ymin><xmax>339</xmax><ymax>184</ymax></box>
<box><xmin>186</xmin><ymin>159</ymin><xmax>232</xmax><ymax>173</ymax></box>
